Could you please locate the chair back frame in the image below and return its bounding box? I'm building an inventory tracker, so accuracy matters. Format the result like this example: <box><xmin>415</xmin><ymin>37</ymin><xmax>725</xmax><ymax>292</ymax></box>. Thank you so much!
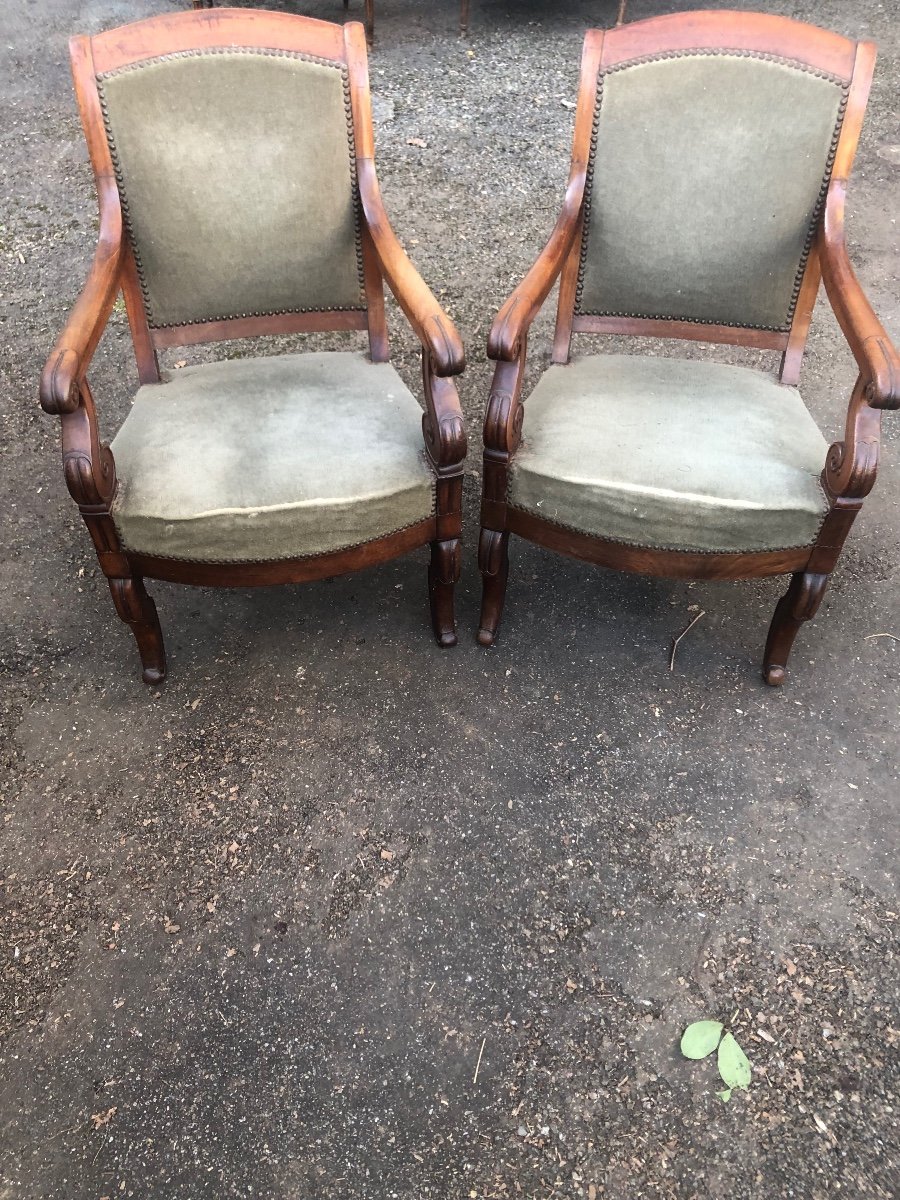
<box><xmin>71</xmin><ymin>7</ymin><xmax>390</xmax><ymax>385</ymax></box>
<box><xmin>549</xmin><ymin>11</ymin><xmax>875</xmax><ymax>386</ymax></box>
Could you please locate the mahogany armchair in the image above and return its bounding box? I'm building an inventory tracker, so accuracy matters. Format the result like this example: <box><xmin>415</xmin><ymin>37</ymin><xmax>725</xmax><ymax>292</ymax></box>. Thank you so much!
<box><xmin>40</xmin><ymin>8</ymin><xmax>466</xmax><ymax>684</ymax></box>
<box><xmin>478</xmin><ymin>11</ymin><xmax>898</xmax><ymax>685</ymax></box>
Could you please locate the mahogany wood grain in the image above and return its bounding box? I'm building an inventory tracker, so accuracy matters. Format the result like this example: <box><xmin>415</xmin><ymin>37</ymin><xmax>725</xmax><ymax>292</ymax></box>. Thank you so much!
<box><xmin>820</xmin><ymin>185</ymin><xmax>899</xmax><ymax>409</ymax></box>
<box><xmin>92</xmin><ymin>8</ymin><xmax>348</xmax><ymax>73</ymax></box>
<box><xmin>570</xmin><ymin>315</ymin><xmax>789</xmax><ymax>352</ymax></box>
<box><xmin>151</xmin><ymin>309</ymin><xmax>368</xmax><ymax>350</ymax></box>
<box><xmin>357</xmin><ymin>161</ymin><xmax>465</xmax><ymax>378</ymax></box>
<box><xmin>505</xmin><ymin>511</ymin><xmax>812</xmax><ymax>582</ymax></box>
<box><xmin>489</xmin><ymin>168</ymin><xmax>586</xmax><ymax>362</ymax></box>
<box><xmin>129</xmin><ymin>519</ymin><xmax>435</xmax><ymax>586</ymax></box>
<box><xmin>599</xmin><ymin>10</ymin><xmax>857</xmax><ymax>79</ymax></box>
<box><xmin>552</xmin><ymin>29</ymin><xmax>605</xmax><ymax>365</ymax></box>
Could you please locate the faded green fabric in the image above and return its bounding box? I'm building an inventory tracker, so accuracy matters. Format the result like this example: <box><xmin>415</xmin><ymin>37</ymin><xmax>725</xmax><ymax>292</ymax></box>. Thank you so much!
<box><xmin>110</xmin><ymin>352</ymin><xmax>435</xmax><ymax>562</ymax></box>
<box><xmin>509</xmin><ymin>355</ymin><xmax>829</xmax><ymax>553</ymax></box>
<box><xmin>98</xmin><ymin>51</ymin><xmax>363</xmax><ymax>327</ymax></box>
<box><xmin>579</xmin><ymin>55</ymin><xmax>844</xmax><ymax>329</ymax></box>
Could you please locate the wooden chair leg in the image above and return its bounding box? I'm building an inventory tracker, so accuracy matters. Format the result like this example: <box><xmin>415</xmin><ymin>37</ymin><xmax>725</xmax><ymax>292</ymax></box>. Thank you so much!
<box><xmin>364</xmin><ymin>0</ymin><xmax>375</xmax><ymax>43</ymax></box>
<box><xmin>428</xmin><ymin>538</ymin><xmax>460</xmax><ymax>648</ymax></box>
<box><xmin>460</xmin><ymin>0</ymin><xmax>470</xmax><ymax>35</ymax></box>
<box><xmin>108</xmin><ymin>576</ymin><xmax>167</xmax><ymax>685</ymax></box>
<box><xmin>477</xmin><ymin>528</ymin><xmax>509</xmax><ymax>647</ymax></box>
<box><xmin>762</xmin><ymin>571</ymin><xmax>828</xmax><ymax>686</ymax></box>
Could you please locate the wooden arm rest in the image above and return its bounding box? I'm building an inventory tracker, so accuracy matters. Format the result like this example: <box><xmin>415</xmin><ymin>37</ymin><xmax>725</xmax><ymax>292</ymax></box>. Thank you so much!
<box><xmin>357</xmin><ymin>158</ymin><xmax>465</xmax><ymax>378</ymax></box>
<box><xmin>487</xmin><ymin>167</ymin><xmax>587</xmax><ymax>362</ymax></box>
<box><xmin>820</xmin><ymin>181</ymin><xmax>900</xmax><ymax>410</ymax></box>
<box><xmin>39</xmin><ymin>179</ymin><xmax>124</xmax><ymax>415</ymax></box>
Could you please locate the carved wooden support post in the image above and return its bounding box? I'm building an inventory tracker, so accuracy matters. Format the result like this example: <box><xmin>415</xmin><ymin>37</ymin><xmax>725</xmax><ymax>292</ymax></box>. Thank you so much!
<box><xmin>422</xmin><ymin>351</ymin><xmax>466</xmax><ymax>647</ymax></box>
<box><xmin>764</xmin><ymin>376</ymin><xmax>880</xmax><ymax>685</ymax></box>
<box><xmin>477</xmin><ymin>349</ymin><xmax>525</xmax><ymax>645</ymax></box>
<box><xmin>59</xmin><ymin>379</ymin><xmax>166</xmax><ymax>684</ymax></box>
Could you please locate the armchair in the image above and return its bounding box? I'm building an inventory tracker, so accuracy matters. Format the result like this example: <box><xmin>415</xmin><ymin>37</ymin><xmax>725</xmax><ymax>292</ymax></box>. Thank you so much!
<box><xmin>41</xmin><ymin>7</ymin><xmax>466</xmax><ymax>683</ymax></box>
<box><xmin>478</xmin><ymin>11</ymin><xmax>898</xmax><ymax>684</ymax></box>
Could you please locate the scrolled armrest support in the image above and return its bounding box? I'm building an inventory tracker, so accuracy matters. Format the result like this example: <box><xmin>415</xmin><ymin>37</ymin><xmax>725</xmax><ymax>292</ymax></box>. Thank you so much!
<box><xmin>823</xmin><ymin>376</ymin><xmax>881</xmax><ymax>502</ymax></box>
<box><xmin>483</xmin><ymin>347</ymin><xmax>527</xmax><ymax>459</ymax></box>
<box><xmin>60</xmin><ymin>384</ymin><xmax>117</xmax><ymax>510</ymax></box>
<box><xmin>421</xmin><ymin>349</ymin><xmax>466</xmax><ymax>473</ymax></box>
<box><xmin>357</xmin><ymin>158</ymin><xmax>465</xmax><ymax>378</ymax></box>
<box><xmin>487</xmin><ymin>167</ymin><xmax>586</xmax><ymax>362</ymax></box>
<box><xmin>819</xmin><ymin>181</ymin><xmax>900</xmax><ymax>410</ymax></box>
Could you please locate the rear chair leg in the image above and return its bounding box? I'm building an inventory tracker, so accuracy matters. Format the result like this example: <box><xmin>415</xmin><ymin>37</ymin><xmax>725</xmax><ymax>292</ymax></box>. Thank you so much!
<box><xmin>429</xmin><ymin>538</ymin><xmax>460</xmax><ymax>648</ymax></box>
<box><xmin>477</xmin><ymin>528</ymin><xmax>509</xmax><ymax>647</ymax></box>
<box><xmin>763</xmin><ymin>571</ymin><xmax>828</xmax><ymax>686</ymax></box>
<box><xmin>108</xmin><ymin>576</ymin><xmax>167</xmax><ymax>685</ymax></box>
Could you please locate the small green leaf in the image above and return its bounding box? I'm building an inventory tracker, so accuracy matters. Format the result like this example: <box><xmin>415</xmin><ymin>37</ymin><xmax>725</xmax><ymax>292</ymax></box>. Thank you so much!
<box><xmin>717</xmin><ymin>1088</ymin><xmax>732</xmax><ymax>1103</ymax></box>
<box><xmin>680</xmin><ymin>1020</ymin><xmax>724</xmax><ymax>1060</ymax></box>
<box><xmin>717</xmin><ymin>1032</ymin><xmax>752</xmax><ymax>1089</ymax></box>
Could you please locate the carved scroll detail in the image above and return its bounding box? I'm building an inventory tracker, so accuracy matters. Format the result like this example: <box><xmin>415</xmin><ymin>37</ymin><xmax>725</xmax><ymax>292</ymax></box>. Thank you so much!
<box><xmin>823</xmin><ymin>376</ymin><xmax>881</xmax><ymax>501</ymax></box>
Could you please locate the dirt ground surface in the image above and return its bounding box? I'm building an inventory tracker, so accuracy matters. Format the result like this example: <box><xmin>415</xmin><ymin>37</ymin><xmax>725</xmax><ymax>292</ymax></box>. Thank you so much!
<box><xmin>1</xmin><ymin>0</ymin><xmax>898</xmax><ymax>1196</ymax></box>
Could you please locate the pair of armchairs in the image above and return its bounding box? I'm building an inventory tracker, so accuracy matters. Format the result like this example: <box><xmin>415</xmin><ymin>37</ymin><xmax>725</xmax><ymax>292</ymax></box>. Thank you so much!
<box><xmin>41</xmin><ymin>9</ymin><xmax>898</xmax><ymax>687</ymax></box>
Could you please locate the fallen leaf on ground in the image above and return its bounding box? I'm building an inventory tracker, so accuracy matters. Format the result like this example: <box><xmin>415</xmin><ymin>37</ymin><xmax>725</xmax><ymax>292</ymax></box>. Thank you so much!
<box><xmin>680</xmin><ymin>1020</ymin><xmax>724</xmax><ymax>1059</ymax></box>
<box><xmin>718</xmin><ymin>1032</ymin><xmax>752</xmax><ymax>1089</ymax></box>
<box><xmin>91</xmin><ymin>1107</ymin><xmax>117</xmax><ymax>1130</ymax></box>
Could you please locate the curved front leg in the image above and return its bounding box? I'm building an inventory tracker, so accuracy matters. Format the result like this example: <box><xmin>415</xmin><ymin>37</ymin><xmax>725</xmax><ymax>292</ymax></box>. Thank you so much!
<box><xmin>108</xmin><ymin>576</ymin><xmax>167</xmax><ymax>685</ymax></box>
<box><xmin>763</xmin><ymin>376</ymin><xmax>882</xmax><ymax>686</ymax></box>
<box><xmin>763</xmin><ymin>572</ymin><xmax>829</xmax><ymax>686</ymax></box>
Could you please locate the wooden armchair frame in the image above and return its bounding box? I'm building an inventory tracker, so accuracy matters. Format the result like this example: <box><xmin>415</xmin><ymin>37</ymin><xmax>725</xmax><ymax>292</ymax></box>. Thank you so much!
<box><xmin>40</xmin><ymin>8</ymin><xmax>466</xmax><ymax>683</ymax></box>
<box><xmin>478</xmin><ymin>11</ymin><xmax>899</xmax><ymax>684</ymax></box>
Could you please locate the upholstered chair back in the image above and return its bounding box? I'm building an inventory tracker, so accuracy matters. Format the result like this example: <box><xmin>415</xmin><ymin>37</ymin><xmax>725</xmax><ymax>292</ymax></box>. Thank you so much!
<box><xmin>97</xmin><ymin>49</ymin><xmax>364</xmax><ymax>330</ymax></box>
<box><xmin>576</xmin><ymin>52</ymin><xmax>848</xmax><ymax>332</ymax></box>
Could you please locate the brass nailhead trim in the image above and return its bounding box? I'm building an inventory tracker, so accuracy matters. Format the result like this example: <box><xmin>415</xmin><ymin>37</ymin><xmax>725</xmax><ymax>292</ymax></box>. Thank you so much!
<box><xmin>115</xmin><ymin>508</ymin><xmax>438</xmax><ymax>566</ymax></box>
<box><xmin>112</xmin><ymin>444</ymin><xmax>437</xmax><ymax>564</ymax></box>
<box><xmin>575</xmin><ymin>49</ymin><xmax>850</xmax><ymax>332</ymax></box>
<box><xmin>97</xmin><ymin>47</ymin><xmax>367</xmax><ymax>330</ymax></box>
<box><xmin>505</xmin><ymin>501</ymin><xmax>829</xmax><ymax>557</ymax></box>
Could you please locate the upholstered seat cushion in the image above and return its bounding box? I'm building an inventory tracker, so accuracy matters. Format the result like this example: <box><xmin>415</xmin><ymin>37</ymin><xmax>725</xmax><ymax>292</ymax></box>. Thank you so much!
<box><xmin>110</xmin><ymin>352</ymin><xmax>435</xmax><ymax>562</ymax></box>
<box><xmin>508</xmin><ymin>355</ymin><xmax>830</xmax><ymax>554</ymax></box>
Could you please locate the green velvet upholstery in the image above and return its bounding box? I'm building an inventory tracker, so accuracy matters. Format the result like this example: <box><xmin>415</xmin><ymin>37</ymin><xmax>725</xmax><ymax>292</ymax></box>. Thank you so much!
<box><xmin>110</xmin><ymin>352</ymin><xmax>435</xmax><ymax>562</ymax></box>
<box><xmin>509</xmin><ymin>355</ymin><xmax>829</xmax><ymax>553</ymax></box>
<box><xmin>97</xmin><ymin>51</ymin><xmax>363</xmax><ymax>328</ymax></box>
<box><xmin>578</xmin><ymin>54</ymin><xmax>845</xmax><ymax>329</ymax></box>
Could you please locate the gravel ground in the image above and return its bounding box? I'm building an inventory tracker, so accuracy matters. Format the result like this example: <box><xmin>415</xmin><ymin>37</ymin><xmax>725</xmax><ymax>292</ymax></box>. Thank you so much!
<box><xmin>1</xmin><ymin>0</ymin><xmax>898</xmax><ymax>1197</ymax></box>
